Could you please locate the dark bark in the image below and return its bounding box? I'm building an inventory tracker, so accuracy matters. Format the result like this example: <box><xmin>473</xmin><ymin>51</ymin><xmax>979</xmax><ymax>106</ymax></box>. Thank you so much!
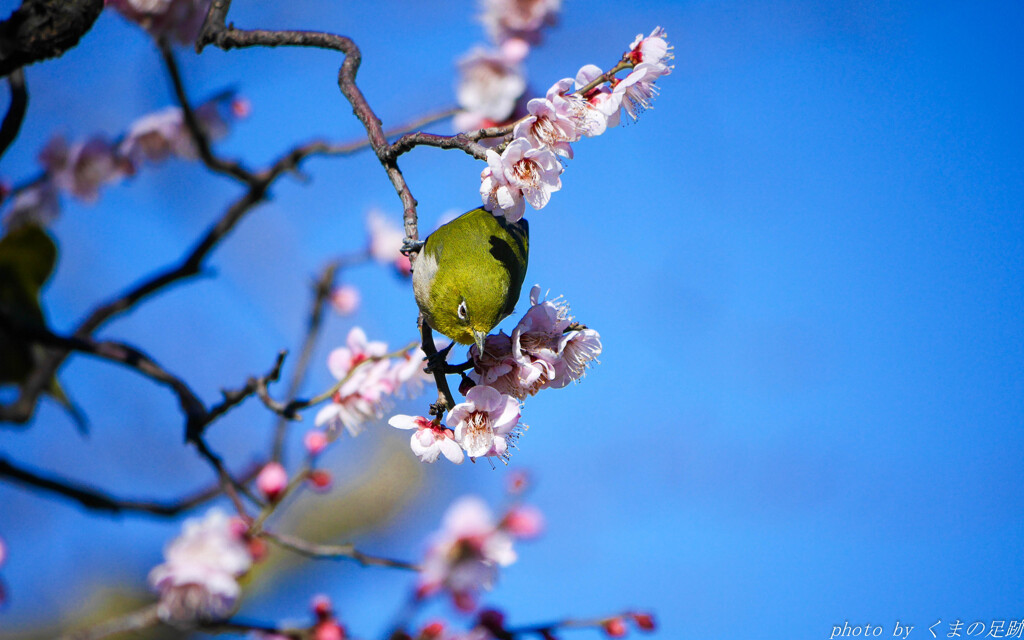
<box><xmin>0</xmin><ymin>0</ymin><xmax>104</xmax><ymax>78</ymax></box>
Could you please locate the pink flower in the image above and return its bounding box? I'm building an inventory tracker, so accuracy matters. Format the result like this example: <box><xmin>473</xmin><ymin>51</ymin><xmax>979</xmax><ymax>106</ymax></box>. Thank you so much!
<box><xmin>107</xmin><ymin>0</ymin><xmax>211</xmax><ymax>45</ymax></box>
<box><xmin>314</xmin><ymin>327</ymin><xmax>393</xmax><ymax>437</ymax></box>
<box><xmin>41</xmin><ymin>135</ymin><xmax>130</xmax><ymax>202</ymax></box>
<box><xmin>627</xmin><ymin>26</ymin><xmax>673</xmax><ymax>67</ymax></box>
<box><xmin>480</xmin><ymin>0</ymin><xmax>560</xmax><ymax>45</ymax></box>
<box><xmin>304</xmin><ymin>430</ymin><xmax>329</xmax><ymax>456</ymax></box>
<box><xmin>148</xmin><ymin>509</ymin><xmax>253</xmax><ymax>624</ymax></box>
<box><xmin>388</xmin><ymin>346</ymin><xmax>435</xmax><ymax>398</ymax></box>
<box><xmin>479</xmin><ymin>138</ymin><xmax>562</xmax><ymax>223</ymax></box>
<box><xmin>512</xmin><ymin>92</ymin><xmax>578</xmax><ymax>159</ymax></box>
<box><xmin>329</xmin><ymin>284</ymin><xmax>360</xmax><ymax>316</ymax></box>
<box><xmin>119</xmin><ymin>92</ymin><xmax>248</xmax><ymax>164</ymax></box>
<box><xmin>467</xmin><ymin>332</ymin><xmax>525</xmax><ymax>398</ymax></box>
<box><xmin>447</xmin><ymin>385</ymin><xmax>522</xmax><ymax>459</ymax></box>
<box><xmin>419</xmin><ymin>496</ymin><xmax>518</xmax><ymax>605</ymax></box>
<box><xmin>256</xmin><ymin>462</ymin><xmax>288</xmax><ymax>501</ymax></box>
<box><xmin>500</xmin><ymin>504</ymin><xmax>544</xmax><ymax>538</ymax></box>
<box><xmin>456</xmin><ymin>47</ymin><xmax>526</xmax><ymax>125</ymax></box>
<box><xmin>366</xmin><ymin>209</ymin><xmax>411</xmax><ymax>276</ymax></box>
<box><xmin>613</xmin><ymin>62</ymin><xmax>670</xmax><ymax>122</ymax></box>
<box><xmin>573</xmin><ymin>65</ymin><xmax>624</xmax><ymax>133</ymax></box>
<box><xmin>3</xmin><ymin>180</ymin><xmax>60</xmax><ymax>230</ymax></box>
<box><xmin>389</xmin><ymin>414</ymin><xmax>465</xmax><ymax>464</ymax></box>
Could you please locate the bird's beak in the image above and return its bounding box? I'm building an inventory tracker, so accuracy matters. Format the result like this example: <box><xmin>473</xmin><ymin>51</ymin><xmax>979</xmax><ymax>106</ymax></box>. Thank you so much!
<box><xmin>473</xmin><ymin>329</ymin><xmax>487</xmax><ymax>356</ymax></box>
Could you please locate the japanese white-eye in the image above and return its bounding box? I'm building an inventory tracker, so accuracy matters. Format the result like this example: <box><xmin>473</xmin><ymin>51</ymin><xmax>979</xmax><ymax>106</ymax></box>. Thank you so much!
<box><xmin>412</xmin><ymin>207</ymin><xmax>529</xmax><ymax>354</ymax></box>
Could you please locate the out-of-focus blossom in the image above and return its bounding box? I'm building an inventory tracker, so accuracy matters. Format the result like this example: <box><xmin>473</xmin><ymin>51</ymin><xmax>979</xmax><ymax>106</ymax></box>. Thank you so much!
<box><xmin>148</xmin><ymin>509</ymin><xmax>253</xmax><ymax>624</ymax></box>
<box><xmin>304</xmin><ymin>430</ymin><xmax>329</xmax><ymax>456</ymax></box>
<box><xmin>256</xmin><ymin>462</ymin><xmax>288</xmax><ymax>501</ymax></box>
<box><xmin>500</xmin><ymin>504</ymin><xmax>544</xmax><ymax>538</ymax></box>
<box><xmin>308</xmin><ymin>470</ymin><xmax>333</xmax><ymax>493</ymax></box>
<box><xmin>630</xmin><ymin>612</ymin><xmax>657</xmax><ymax>631</ymax></box>
<box><xmin>367</xmin><ymin>209</ymin><xmax>412</xmax><ymax>276</ymax></box>
<box><xmin>389</xmin><ymin>414</ymin><xmax>465</xmax><ymax>464</ymax></box>
<box><xmin>0</xmin><ymin>536</ymin><xmax>6</xmax><ymax>568</ymax></box>
<box><xmin>456</xmin><ymin>47</ymin><xmax>526</xmax><ymax>127</ymax></box>
<box><xmin>613</xmin><ymin>62</ymin><xmax>670</xmax><ymax>122</ymax></box>
<box><xmin>627</xmin><ymin>26</ymin><xmax>673</xmax><ymax>67</ymax></box>
<box><xmin>3</xmin><ymin>180</ymin><xmax>60</xmax><ymax>230</ymax></box>
<box><xmin>479</xmin><ymin>138</ymin><xmax>562</xmax><ymax>223</ymax></box>
<box><xmin>418</xmin><ymin>496</ymin><xmax>519</xmax><ymax>608</ymax></box>
<box><xmin>107</xmin><ymin>0</ymin><xmax>211</xmax><ymax>45</ymax></box>
<box><xmin>41</xmin><ymin>135</ymin><xmax>131</xmax><ymax>203</ymax></box>
<box><xmin>309</xmin><ymin>595</ymin><xmax>347</xmax><ymax>640</ymax></box>
<box><xmin>446</xmin><ymin>385</ymin><xmax>521</xmax><ymax>459</ymax></box>
<box><xmin>120</xmin><ymin>92</ymin><xmax>249</xmax><ymax>164</ymax></box>
<box><xmin>602</xmin><ymin>617</ymin><xmax>628</xmax><ymax>638</ymax></box>
<box><xmin>480</xmin><ymin>0</ymin><xmax>560</xmax><ymax>45</ymax></box>
<box><xmin>388</xmin><ymin>346</ymin><xmax>435</xmax><ymax>398</ymax></box>
<box><xmin>314</xmin><ymin>327</ymin><xmax>393</xmax><ymax>437</ymax></box>
<box><xmin>329</xmin><ymin>284</ymin><xmax>360</xmax><ymax>316</ymax></box>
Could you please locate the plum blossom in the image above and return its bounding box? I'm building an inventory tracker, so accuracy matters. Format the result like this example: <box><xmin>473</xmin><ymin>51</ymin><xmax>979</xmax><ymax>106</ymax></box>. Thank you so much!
<box><xmin>613</xmin><ymin>62</ymin><xmax>671</xmax><ymax>122</ymax></box>
<box><xmin>148</xmin><ymin>509</ymin><xmax>253</xmax><ymax>624</ymax></box>
<box><xmin>40</xmin><ymin>136</ymin><xmax>131</xmax><ymax>203</ymax></box>
<box><xmin>367</xmin><ymin>209</ymin><xmax>412</xmax><ymax>276</ymax></box>
<box><xmin>627</xmin><ymin>26</ymin><xmax>674</xmax><ymax>68</ymax></box>
<box><xmin>480</xmin><ymin>0</ymin><xmax>560</xmax><ymax>45</ymax></box>
<box><xmin>3</xmin><ymin>180</ymin><xmax>59</xmax><ymax>230</ymax></box>
<box><xmin>479</xmin><ymin>138</ymin><xmax>562</xmax><ymax>223</ymax></box>
<box><xmin>419</xmin><ymin>496</ymin><xmax>519</xmax><ymax>608</ymax></box>
<box><xmin>314</xmin><ymin>327</ymin><xmax>394</xmax><ymax>437</ymax></box>
<box><xmin>512</xmin><ymin>90</ymin><xmax>579</xmax><ymax>158</ymax></box>
<box><xmin>447</xmin><ymin>385</ymin><xmax>522</xmax><ymax>460</ymax></box>
<box><xmin>107</xmin><ymin>0</ymin><xmax>211</xmax><ymax>45</ymax></box>
<box><xmin>119</xmin><ymin>92</ymin><xmax>248</xmax><ymax>164</ymax></box>
<box><xmin>470</xmin><ymin>285</ymin><xmax>602</xmax><ymax>398</ymax></box>
<box><xmin>329</xmin><ymin>284</ymin><xmax>360</xmax><ymax>316</ymax></box>
<box><xmin>388</xmin><ymin>346</ymin><xmax>435</xmax><ymax>398</ymax></box>
<box><xmin>455</xmin><ymin>47</ymin><xmax>526</xmax><ymax>129</ymax></box>
<box><xmin>389</xmin><ymin>414</ymin><xmax>465</xmax><ymax>464</ymax></box>
<box><xmin>572</xmin><ymin>65</ymin><xmax>624</xmax><ymax>133</ymax></box>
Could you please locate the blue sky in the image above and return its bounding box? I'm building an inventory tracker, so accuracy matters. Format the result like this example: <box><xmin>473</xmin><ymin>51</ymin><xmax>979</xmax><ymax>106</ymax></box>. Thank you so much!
<box><xmin>1</xmin><ymin>1</ymin><xmax>1022</xmax><ymax>639</ymax></box>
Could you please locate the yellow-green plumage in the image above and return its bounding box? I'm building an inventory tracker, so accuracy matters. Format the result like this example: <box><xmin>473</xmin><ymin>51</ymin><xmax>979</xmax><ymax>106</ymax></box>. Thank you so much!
<box><xmin>413</xmin><ymin>208</ymin><xmax>529</xmax><ymax>351</ymax></box>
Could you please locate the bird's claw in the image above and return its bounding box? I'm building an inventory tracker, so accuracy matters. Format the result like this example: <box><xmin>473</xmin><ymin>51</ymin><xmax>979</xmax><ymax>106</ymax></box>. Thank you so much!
<box><xmin>423</xmin><ymin>341</ymin><xmax>455</xmax><ymax>375</ymax></box>
<box><xmin>401</xmin><ymin>237</ymin><xmax>425</xmax><ymax>255</ymax></box>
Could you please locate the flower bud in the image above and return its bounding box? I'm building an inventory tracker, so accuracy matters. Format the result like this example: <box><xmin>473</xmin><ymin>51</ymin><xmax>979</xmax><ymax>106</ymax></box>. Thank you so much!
<box><xmin>631</xmin><ymin>612</ymin><xmax>656</xmax><ymax>631</ymax></box>
<box><xmin>256</xmin><ymin>462</ymin><xmax>288</xmax><ymax>501</ymax></box>
<box><xmin>602</xmin><ymin>617</ymin><xmax>628</xmax><ymax>638</ymax></box>
<box><xmin>308</xmin><ymin>470</ymin><xmax>333</xmax><ymax>492</ymax></box>
<box><xmin>304</xmin><ymin>430</ymin><xmax>329</xmax><ymax>456</ymax></box>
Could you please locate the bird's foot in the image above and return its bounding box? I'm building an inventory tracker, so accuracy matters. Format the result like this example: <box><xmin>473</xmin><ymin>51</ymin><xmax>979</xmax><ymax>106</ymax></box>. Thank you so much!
<box><xmin>423</xmin><ymin>341</ymin><xmax>455</xmax><ymax>375</ymax></box>
<box><xmin>401</xmin><ymin>237</ymin><xmax>425</xmax><ymax>256</ymax></box>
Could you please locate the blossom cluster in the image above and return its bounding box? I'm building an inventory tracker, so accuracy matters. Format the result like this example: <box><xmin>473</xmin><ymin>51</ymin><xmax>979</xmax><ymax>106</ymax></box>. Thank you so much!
<box><xmin>418</xmin><ymin>495</ymin><xmax>542</xmax><ymax>610</ymax></box>
<box><xmin>479</xmin><ymin>27</ymin><xmax>673</xmax><ymax>223</ymax></box>
<box><xmin>147</xmin><ymin>509</ymin><xmax>255</xmax><ymax>624</ymax></box>
<box><xmin>106</xmin><ymin>0</ymin><xmax>212</xmax><ymax>45</ymax></box>
<box><xmin>313</xmin><ymin>327</ymin><xmax>434</xmax><ymax>441</ymax></box>
<box><xmin>2</xmin><ymin>92</ymin><xmax>249</xmax><ymax>231</ymax></box>
<box><xmin>390</xmin><ymin>285</ymin><xmax>601</xmax><ymax>465</ymax></box>
<box><xmin>452</xmin><ymin>0</ymin><xmax>560</xmax><ymax>132</ymax></box>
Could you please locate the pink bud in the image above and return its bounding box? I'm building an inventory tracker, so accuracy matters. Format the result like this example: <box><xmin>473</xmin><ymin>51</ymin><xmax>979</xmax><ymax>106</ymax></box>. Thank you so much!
<box><xmin>501</xmin><ymin>504</ymin><xmax>544</xmax><ymax>538</ymax></box>
<box><xmin>395</xmin><ymin>254</ymin><xmax>412</xmax><ymax>277</ymax></box>
<box><xmin>602</xmin><ymin>618</ymin><xmax>628</xmax><ymax>638</ymax></box>
<box><xmin>257</xmin><ymin>462</ymin><xmax>288</xmax><ymax>501</ymax></box>
<box><xmin>330</xmin><ymin>285</ymin><xmax>360</xmax><ymax>316</ymax></box>
<box><xmin>304</xmin><ymin>430</ymin><xmax>329</xmax><ymax>456</ymax></box>
<box><xmin>314</xmin><ymin>621</ymin><xmax>345</xmax><ymax>640</ymax></box>
<box><xmin>308</xmin><ymin>470</ymin><xmax>333</xmax><ymax>492</ymax></box>
<box><xmin>506</xmin><ymin>469</ymin><xmax>530</xmax><ymax>495</ymax></box>
<box><xmin>231</xmin><ymin>97</ymin><xmax>252</xmax><ymax>118</ymax></box>
<box><xmin>501</xmin><ymin>37</ymin><xmax>530</xmax><ymax>63</ymax></box>
<box><xmin>248</xmin><ymin>537</ymin><xmax>268</xmax><ymax>562</ymax></box>
<box><xmin>631</xmin><ymin>612</ymin><xmax>656</xmax><ymax>632</ymax></box>
<box><xmin>419</xmin><ymin>621</ymin><xmax>445</xmax><ymax>639</ymax></box>
<box><xmin>312</xmin><ymin>594</ymin><xmax>333</xmax><ymax>619</ymax></box>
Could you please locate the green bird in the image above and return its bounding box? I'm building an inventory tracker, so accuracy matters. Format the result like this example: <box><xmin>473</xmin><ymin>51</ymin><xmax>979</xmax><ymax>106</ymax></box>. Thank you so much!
<box><xmin>413</xmin><ymin>207</ymin><xmax>529</xmax><ymax>354</ymax></box>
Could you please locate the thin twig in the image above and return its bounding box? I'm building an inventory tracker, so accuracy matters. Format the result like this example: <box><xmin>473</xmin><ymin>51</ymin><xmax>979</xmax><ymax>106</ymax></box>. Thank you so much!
<box><xmin>0</xmin><ymin>68</ymin><xmax>27</xmax><ymax>161</ymax></box>
<box><xmin>262</xmin><ymin>530</ymin><xmax>420</xmax><ymax>571</ymax></box>
<box><xmin>58</xmin><ymin>604</ymin><xmax>160</xmax><ymax>640</ymax></box>
<box><xmin>0</xmin><ymin>455</ymin><xmax>261</xmax><ymax>517</ymax></box>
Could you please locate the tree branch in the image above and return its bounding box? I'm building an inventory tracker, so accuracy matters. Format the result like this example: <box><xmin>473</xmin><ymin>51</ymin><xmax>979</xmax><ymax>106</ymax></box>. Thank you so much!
<box><xmin>0</xmin><ymin>455</ymin><xmax>261</xmax><ymax>516</ymax></box>
<box><xmin>0</xmin><ymin>0</ymin><xmax>104</xmax><ymax>78</ymax></box>
<box><xmin>0</xmin><ymin>68</ymin><xmax>27</xmax><ymax>160</ymax></box>
<box><xmin>262</xmin><ymin>530</ymin><xmax>420</xmax><ymax>571</ymax></box>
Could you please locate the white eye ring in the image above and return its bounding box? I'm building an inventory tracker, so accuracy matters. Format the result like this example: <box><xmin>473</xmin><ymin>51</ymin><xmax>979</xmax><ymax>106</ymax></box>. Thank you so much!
<box><xmin>457</xmin><ymin>300</ymin><xmax>468</xmax><ymax>321</ymax></box>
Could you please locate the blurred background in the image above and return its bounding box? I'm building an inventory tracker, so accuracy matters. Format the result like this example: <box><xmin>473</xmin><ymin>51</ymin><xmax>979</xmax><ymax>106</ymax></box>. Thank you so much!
<box><xmin>1</xmin><ymin>0</ymin><xmax>1022</xmax><ymax>638</ymax></box>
